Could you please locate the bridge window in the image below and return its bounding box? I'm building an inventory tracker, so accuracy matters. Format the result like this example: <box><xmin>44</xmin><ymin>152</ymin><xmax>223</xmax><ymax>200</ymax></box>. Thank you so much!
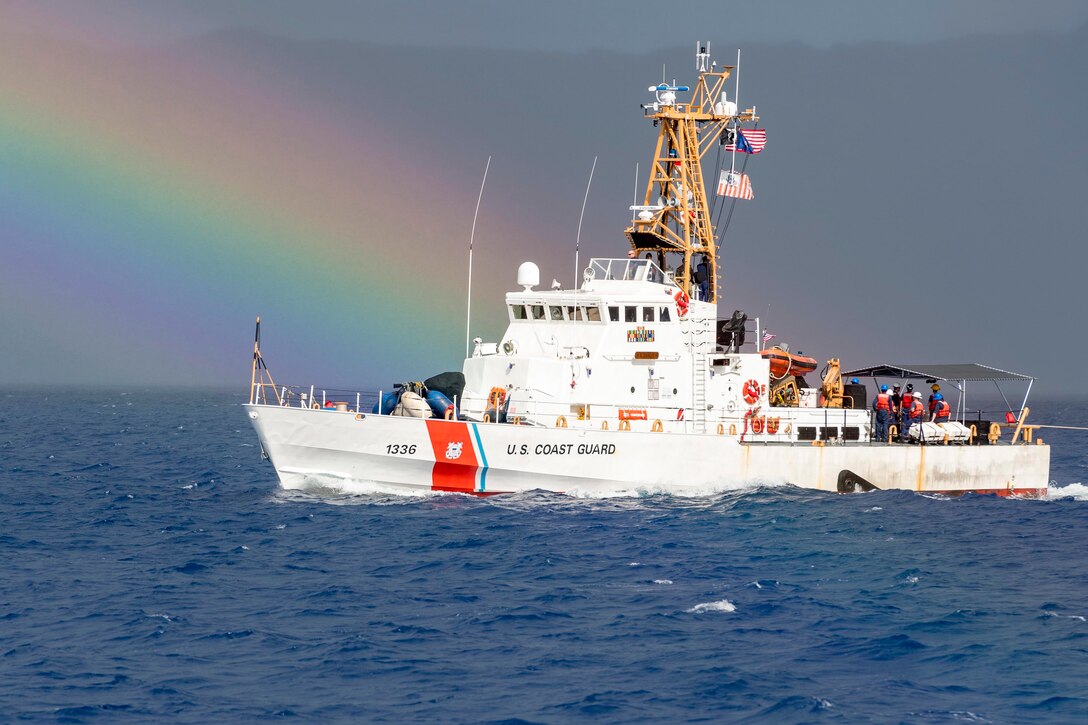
<box><xmin>659</xmin><ymin>306</ymin><xmax>671</xmax><ymax>322</ymax></box>
<box><xmin>643</xmin><ymin>306</ymin><xmax>654</xmax><ymax>322</ymax></box>
<box><xmin>585</xmin><ymin>306</ymin><xmax>602</xmax><ymax>322</ymax></box>
<box><xmin>566</xmin><ymin>305</ymin><xmax>584</xmax><ymax>321</ymax></box>
<box><xmin>608</xmin><ymin>306</ymin><xmax>619</xmax><ymax>322</ymax></box>
<box><xmin>624</xmin><ymin>306</ymin><xmax>637</xmax><ymax>323</ymax></box>
<box><xmin>511</xmin><ymin>304</ymin><xmax>527</xmax><ymax>320</ymax></box>
<box><xmin>549</xmin><ymin>305</ymin><xmax>564</xmax><ymax>321</ymax></box>
<box><xmin>530</xmin><ymin>304</ymin><xmax>545</xmax><ymax>320</ymax></box>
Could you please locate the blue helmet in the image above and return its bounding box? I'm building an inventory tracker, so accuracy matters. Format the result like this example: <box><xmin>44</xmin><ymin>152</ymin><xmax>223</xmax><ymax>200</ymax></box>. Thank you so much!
<box><xmin>851</xmin><ymin>378</ymin><xmax>860</xmax><ymax>384</ymax></box>
<box><xmin>933</xmin><ymin>392</ymin><xmax>944</xmax><ymax>401</ymax></box>
<box><xmin>880</xmin><ymin>384</ymin><xmax>888</xmax><ymax>392</ymax></box>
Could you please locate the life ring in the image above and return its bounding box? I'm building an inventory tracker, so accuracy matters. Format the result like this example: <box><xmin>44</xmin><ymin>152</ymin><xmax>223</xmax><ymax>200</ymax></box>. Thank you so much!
<box><xmin>742</xmin><ymin>379</ymin><xmax>761</xmax><ymax>405</ymax></box>
<box><xmin>674</xmin><ymin>289</ymin><xmax>690</xmax><ymax>317</ymax></box>
<box><xmin>751</xmin><ymin>416</ymin><xmax>765</xmax><ymax>434</ymax></box>
<box><xmin>651</xmin><ymin>419</ymin><xmax>664</xmax><ymax>432</ymax></box>
<box><xmin>556</xmin><ymin>415</ymin><xmax>568</xmax><ymax>428</ymax></box>
<box><xmin>766</xmin><ymin>417</ymin><xmax>780</xmax><ymax>435</ymax></box>
<box><xmin>487</xmin><ymin>386</ymin><xmax>507</xmax><ymax>409</ymax></box>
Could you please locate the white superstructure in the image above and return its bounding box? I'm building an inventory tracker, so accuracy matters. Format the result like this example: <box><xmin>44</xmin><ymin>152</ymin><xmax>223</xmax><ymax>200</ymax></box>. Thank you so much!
<box><xmin>458</xmin><ymin>257</ymin><xmax>869</xmax><ymax>445</ymax></box>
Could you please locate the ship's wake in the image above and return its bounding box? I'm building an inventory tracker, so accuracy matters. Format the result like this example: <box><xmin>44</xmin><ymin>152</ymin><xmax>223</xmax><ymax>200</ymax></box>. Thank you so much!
<box><xmin>1046</xmin><ymin>482</ymin><xmax>1088</xmax><ymax>500</ymax></box>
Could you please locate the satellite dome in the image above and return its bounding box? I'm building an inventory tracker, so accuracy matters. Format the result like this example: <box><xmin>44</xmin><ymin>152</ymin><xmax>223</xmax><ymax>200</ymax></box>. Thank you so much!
<box><xmin>517</xmin><ymin>262</ymin><xmax>540</xmax><ymax>290</ymax></box>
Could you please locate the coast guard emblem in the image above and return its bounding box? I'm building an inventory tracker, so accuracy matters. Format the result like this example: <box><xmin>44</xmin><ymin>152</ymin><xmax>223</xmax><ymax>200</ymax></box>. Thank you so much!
<box><xmin>445</xmin><ymin>441</ymin><xmax>464</xmax><ymax>460</ymax></box>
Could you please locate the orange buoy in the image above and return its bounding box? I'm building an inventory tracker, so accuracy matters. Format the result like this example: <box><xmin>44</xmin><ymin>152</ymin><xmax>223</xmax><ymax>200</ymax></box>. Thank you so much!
<box><xmin>742</xmin><ymin>379</ymin><xmax>761</xmax><ymax>405</ymax></box>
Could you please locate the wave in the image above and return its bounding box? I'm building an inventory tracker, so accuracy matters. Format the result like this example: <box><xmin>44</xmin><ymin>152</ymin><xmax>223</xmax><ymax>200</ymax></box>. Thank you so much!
<box><xmin>1046</xmin><ymin>483</ymin><xmax>1088</xmax><ymax>500</ymax></box>
<box><xmin>686</xmin><ymin>599</ymin><xmax>736</xmax><ymax>614</ymax></box>
<box><xmin>562</xmin><ymin>478</ymin><xmax>790</xmax><ymax>499</ymax></box>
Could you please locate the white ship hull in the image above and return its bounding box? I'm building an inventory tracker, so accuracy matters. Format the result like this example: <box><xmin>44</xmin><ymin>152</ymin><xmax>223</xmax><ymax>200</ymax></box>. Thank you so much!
<box><xmin>246</xmin><ymin>405</ymin><xmax>1050</xmax><ymax>497</ymax></box>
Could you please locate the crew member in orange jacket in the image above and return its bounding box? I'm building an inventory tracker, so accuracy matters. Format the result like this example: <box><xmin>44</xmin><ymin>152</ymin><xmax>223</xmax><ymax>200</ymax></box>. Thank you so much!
<box><xmin>905</xmin><ymin>396</ymin><xmax>925</xmax><ymax>440</ymax></box>
<box><xmin>872</xmin><ymin>384</ymin><xmax>894</xmax><ymax>442</ymax></box>
<box><xmin>931</xmin><ymin>393</ymin><xmax>951</xmax><ymax>423</ymax></box>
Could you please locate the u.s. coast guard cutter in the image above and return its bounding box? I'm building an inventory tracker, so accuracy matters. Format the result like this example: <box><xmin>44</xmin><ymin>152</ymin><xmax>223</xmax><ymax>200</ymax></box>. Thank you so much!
<box><xmin>245</xmin><ymin>47</ymin><xmax>1050</xmax><ymax>497</ymax></box>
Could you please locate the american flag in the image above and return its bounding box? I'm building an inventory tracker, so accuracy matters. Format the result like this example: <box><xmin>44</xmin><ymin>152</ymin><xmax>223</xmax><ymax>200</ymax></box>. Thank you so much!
<box><xmin>717</xmin><ymin>170</ymin><xmax>754</xmax><ymax>200</ymax></box>
<box><xmin>762</xmin><ymin>331</ymin><xmax>776</xmax><ymax>343</ymax></box>
<box><xmin>723</xmin><ymin>128</ymin><xmax>767</xmax><ymax>154</ymax></box>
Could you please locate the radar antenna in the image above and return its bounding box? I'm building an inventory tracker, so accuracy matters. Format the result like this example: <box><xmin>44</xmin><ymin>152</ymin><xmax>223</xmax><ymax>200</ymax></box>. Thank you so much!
<box><xmin>696</xmin><ymin>41</ymin><xmax>710</xmax><ymax>73</ymax></box>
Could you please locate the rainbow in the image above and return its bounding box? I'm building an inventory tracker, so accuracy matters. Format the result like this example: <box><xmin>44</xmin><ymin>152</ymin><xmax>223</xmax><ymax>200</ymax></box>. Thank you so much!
<box><xmin>0</xmin><ymin>9</ymin><xmax>548</xmax><ymax>386</ymax></box>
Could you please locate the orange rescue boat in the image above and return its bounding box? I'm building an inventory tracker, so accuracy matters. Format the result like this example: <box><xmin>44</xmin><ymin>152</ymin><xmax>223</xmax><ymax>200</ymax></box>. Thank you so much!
<box><xmin>761</xmin><ymin>346</ymin><xmax>818</xmax><ymax>379</ymax></box>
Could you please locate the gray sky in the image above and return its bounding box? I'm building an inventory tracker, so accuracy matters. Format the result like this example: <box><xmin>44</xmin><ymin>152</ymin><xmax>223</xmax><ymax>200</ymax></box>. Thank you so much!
<box><xmin>13</xmin><ymin>0</ymin><xmax>1088</xmax><ymax>50</ymax></box>
<box><xmin>1</xmin><ymin>2</ymin><xmax>1086</xmax><ymax>393</ymax></box>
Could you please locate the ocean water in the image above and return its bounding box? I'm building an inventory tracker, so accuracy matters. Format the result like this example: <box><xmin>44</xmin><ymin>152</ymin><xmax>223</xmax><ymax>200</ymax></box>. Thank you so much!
<box><xmin>2</xmin><ymin>389</ymin><xmax>1086</xmax><ymax>724</ymax></box>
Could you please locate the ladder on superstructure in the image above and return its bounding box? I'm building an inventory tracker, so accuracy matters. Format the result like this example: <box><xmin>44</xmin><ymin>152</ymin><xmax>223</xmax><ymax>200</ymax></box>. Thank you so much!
<box><xmin>691</xmin><ymin>350</ymin><xmax>708</xmax><ymax>433</ymax></box>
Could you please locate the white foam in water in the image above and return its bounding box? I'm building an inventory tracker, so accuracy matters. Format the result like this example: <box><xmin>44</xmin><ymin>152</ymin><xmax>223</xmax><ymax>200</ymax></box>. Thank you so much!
<box><xmin>275</xmin><ymin>473</ymin><xmax>793</xmax><ymax>502</ymax></box>
<box><xmin>1042</xmin><ymin>610</ymin><xmax>1086</xmax><ymax>622</ymax></box>
<box><xmin>563</xmin><ymin>478</ymin><xmax>790</xmax><ymax>499</ymax></box>
<box><xmin>278</xmin><ymin>472</ymin><xmax>446</xmax><ymax>502</ymax></box>
<box><xmin>653</xmin><ymin>579</ymin><xmax>673</xmax><ymax>585</ymax></box>
<box><xmin>1046</xmin><ymin>483</ymin><xmax>1088</xmax><ymax>500</ymax></box>
<box><xmin>686</xmin><ymin>599</ymin><xmax>736</xmax><ymax>614</ymax></box>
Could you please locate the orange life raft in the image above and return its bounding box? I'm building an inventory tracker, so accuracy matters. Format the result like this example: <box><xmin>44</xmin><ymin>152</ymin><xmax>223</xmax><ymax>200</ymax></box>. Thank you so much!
<box><xmin>760</xmin><ymin>347</ymin><xmax>818</xmax><ymax>379</ymax></box>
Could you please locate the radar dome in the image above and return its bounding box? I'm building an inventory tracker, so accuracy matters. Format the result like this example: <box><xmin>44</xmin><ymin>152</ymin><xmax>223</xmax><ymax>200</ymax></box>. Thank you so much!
<box><xmin>517</xmin><ymin>262</ymin><xmax>540</xmax><ymax>290</ymax></box>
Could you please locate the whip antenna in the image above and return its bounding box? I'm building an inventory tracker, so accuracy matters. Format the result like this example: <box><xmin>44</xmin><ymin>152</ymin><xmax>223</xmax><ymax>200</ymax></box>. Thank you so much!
<box><xmin>730</xmin><ymin>48</ymin><xmax>741</xmax><ymax>175</ymax></box>
<box><xmin>575</xmin><ymin>155</ymin><xmax>598</xmax><ymax>289</ymax></box>
<box><xmin>466</xmin><ymin>155</ymin><xmax>491</xmax><ymax>359</ymax></box>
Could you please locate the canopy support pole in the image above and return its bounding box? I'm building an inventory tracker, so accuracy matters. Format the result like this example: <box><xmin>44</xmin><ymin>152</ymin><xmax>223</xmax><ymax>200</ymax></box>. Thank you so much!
<box><xmin>1018</xmin><ymin>378</ymin><xmax>1034</xmax><ymax>422</ymax></box>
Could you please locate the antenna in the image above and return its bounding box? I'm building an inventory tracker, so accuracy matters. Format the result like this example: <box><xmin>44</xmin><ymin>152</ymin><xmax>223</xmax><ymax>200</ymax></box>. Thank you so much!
<box><xmin>730</xmin><ymin>48</ymin><xmax>741</xmax><ymax>175</ymax></box>
<box><xmin>631</xmin><ymin>162</ymin><xmax>639</xmax><ymax>221</ymax></box>
<box><xmin>696</xmin><ymin>41</ymin><xmax>710</xmax><ymax>72</ymax></box>
<box><xmin>574</xmin><ymin>155</ymin><xmax>598</xmax><ymax>290</ymax></box>
<box><xmin>734</xmin><ymin>48</ymin><xmax>741</xmax><ymax>117</ymax></box>
<box><xmin>466</xmin><ymin>156</ymin><xmax>491</xmax><ymax>359</ymax></box>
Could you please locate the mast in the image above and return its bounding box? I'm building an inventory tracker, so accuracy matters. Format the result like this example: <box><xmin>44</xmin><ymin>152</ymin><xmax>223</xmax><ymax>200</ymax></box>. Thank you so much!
<box><xmin>625</xmin><ymin>46</ymin><xmax>758</xmax><ymax>305</ymax></box>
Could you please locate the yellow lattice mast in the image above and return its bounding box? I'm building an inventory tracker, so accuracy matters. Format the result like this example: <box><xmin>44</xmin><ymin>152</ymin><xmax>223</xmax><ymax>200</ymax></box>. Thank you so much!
<box><xmin>625</xmin><ymin>47</ymin><xmax>758</xmax><ymax>305</ymax></box>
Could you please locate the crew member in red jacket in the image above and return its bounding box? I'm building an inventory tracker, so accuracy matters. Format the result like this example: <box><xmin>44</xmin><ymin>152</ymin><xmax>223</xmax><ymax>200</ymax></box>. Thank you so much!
<box><xmin>898</xmin><ymin>383</ymin><xmax>915</xmax><ymax>441</ymax></box>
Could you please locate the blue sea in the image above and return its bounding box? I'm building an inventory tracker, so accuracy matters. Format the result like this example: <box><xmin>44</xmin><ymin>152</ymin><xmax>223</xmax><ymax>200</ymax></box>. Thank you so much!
<box><xmin>2</xmin><ymin>389</ymin><xmax>1086</xmax><ymax>723</ymax></box>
